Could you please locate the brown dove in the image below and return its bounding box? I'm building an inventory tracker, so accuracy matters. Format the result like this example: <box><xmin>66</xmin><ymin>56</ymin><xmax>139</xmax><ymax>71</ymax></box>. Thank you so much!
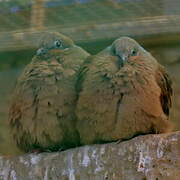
<box><xmin>76</xmin><ymin>37</ymin><xmax>173</xmax><ymax>145</ymax></box>
<box><xmin>9</xmin><ymin>32</ymin><xmax>90</xmax><ymax>152</ymax></box>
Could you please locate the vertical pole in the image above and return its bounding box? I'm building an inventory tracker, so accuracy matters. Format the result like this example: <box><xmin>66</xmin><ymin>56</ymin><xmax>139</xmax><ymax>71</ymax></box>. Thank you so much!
<box><xmin>30</xmin><ymin>0</ymin><xmax>45</xmax><ymax>31</ymax></box>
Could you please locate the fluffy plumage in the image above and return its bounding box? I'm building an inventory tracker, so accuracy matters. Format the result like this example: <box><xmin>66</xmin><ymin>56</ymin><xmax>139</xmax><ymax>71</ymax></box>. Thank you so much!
<box><xmin>9</xmin><ymin>32</ymin><xmax>90</xmax><ymax>152</ymax></box>
<box><xmin>76</xmin><ymin>37</ymin><xmax>173</xmax><ymax>145</ymax></box>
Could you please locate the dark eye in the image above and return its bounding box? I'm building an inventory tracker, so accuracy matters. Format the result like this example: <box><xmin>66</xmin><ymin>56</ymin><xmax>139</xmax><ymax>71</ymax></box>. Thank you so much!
<box><xmin>54</xmin><ymin>40</ymin><xmax>62</xmax><ymax>48</ymax></box>
<box><xmin>131</xmin><ymin>49</ymin><xmax>137</xmax><ymax>56</ymax></box>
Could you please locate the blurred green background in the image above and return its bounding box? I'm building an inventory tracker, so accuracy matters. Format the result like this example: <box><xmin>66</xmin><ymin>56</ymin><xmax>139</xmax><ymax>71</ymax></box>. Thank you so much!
<box><xmin>0</xmin><ymin>0</ymin><xmax>180</xmax><ymax>155</ymax></box>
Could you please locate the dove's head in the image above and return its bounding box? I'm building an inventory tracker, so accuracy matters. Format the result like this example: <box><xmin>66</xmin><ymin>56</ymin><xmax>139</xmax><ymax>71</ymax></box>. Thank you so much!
<box><xmin>36</xmin><ymin>32</ymin><xmax>74</xmax><ymax>56</ymax></box>
<box><xmin>111</xmin><ymin>37</ymin><xmax>147</xmax><ymax>65</ymax></box>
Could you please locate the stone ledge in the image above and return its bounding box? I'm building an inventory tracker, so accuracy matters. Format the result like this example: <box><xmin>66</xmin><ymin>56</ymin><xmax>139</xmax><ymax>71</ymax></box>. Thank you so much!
<box><xmin>0</xmin><ymin>131</ymin><xmax>179</xmax><ymax>180</ymax></box>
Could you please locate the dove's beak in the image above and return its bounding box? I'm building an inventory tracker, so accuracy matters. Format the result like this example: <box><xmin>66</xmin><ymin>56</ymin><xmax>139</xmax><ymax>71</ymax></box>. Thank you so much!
<box><xmin>116</xmin><ymin>54</ymin><xmax>128</xmax><ymax>68</ymax></box>
<box><xmin>36</xmin><ymin>48</ymin><xmax>48</xmax><ymax>56</ymax></box>
<box><xmin>113</xmin><ymin>47</ymin><xmax>128</xmax><ymax>67</ymax></box>
<box><xmin>121</xmin><ymin>55</ymin><xmax>128</xmax><ymax>62</ymax></box>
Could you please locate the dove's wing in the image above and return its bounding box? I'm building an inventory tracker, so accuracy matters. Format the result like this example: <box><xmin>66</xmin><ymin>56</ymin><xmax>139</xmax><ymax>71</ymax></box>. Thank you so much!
<box><xmin>156</xmin><ymin>65</ymin><xmax>173</xmax><ymax>116</ymax></box>
<box><xmin>75</xmin><ymin>56</ymin><xmax>93</xmax><ymax>93</ymax></box>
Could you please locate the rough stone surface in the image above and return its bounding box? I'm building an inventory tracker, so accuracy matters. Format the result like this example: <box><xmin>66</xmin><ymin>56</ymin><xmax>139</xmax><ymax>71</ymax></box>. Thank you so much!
<box><xmin>0</xmin><ymin>131</ymin><xmax>179</xmax><ymax>180</ymax></box>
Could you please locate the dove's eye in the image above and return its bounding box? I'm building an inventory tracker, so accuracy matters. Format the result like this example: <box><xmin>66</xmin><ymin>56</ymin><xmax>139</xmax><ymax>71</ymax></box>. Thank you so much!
<box><xmin>131</xmin><ymin>49</ymin><xmax>137</xmax><ymax>56</ymax></box>
<box><xmin>54</xmin><ymin>40</ymin><xmax>62</xmax><ymax>48</ymax></box>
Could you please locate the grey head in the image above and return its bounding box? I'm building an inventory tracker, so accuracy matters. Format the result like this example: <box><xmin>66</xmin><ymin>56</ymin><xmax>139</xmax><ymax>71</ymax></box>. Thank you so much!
<box><xmin>111</xmin><ymin>37</ymin><xmax>147</xmax><ymax>65</ymax></box>
<box><xmin>36</xmin><ymin>32</ymin><xmax>74</xmax><ymax>57</ymax></box>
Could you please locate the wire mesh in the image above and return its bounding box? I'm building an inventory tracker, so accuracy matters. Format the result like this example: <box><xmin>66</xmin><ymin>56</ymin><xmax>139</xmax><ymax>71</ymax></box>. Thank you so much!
<box><xmin>0</xmin><ymin>0</ymin><xmax>180</xmax><ymax>51</ymax></box>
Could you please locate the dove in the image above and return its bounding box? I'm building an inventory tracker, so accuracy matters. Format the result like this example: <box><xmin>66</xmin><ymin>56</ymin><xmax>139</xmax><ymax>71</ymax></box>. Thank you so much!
<box><xmin>76</xmin><ymin>37</ymin><xmax>173</xmax><ymax>145</ymax></box>
<box><xmin>9</xmin><ymin>32</ymin><xmax>90</xmax><ymax>152</ymax></box>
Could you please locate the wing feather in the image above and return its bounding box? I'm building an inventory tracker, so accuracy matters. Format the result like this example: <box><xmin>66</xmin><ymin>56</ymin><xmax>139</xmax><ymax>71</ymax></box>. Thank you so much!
<box><xmin>156</xmin><ymin>65</ymin><xmax>173</xmax><ymax>116</ymax></box>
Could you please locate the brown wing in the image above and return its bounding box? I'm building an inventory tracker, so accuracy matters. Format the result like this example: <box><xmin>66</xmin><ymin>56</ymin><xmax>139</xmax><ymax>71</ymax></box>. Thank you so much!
<box><xmin>156</xmin><ymin>65</ymin><xmax>173</xmax><ymax>116</ymax></box>
<box><xmin>75</xmin><ymin>55</ymin><xmax>93</xmax><ymax>93</ymax></box>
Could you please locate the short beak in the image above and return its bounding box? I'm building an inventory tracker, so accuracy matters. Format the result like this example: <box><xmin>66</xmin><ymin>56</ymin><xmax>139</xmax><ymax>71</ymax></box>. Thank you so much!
<box><xmin>116</xmin><ymin>54</ymin><xmax>127</xmax><ymax>68</ymax></box>
<box><xmin>122</xmin><ymin>55</ymin><xmax>128</xmax><ymax>62</ymax></box>
<box><xmin>36</xmin><ymin>48</ymin><xmax>47</xmax><ymax>56</ymax></box>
